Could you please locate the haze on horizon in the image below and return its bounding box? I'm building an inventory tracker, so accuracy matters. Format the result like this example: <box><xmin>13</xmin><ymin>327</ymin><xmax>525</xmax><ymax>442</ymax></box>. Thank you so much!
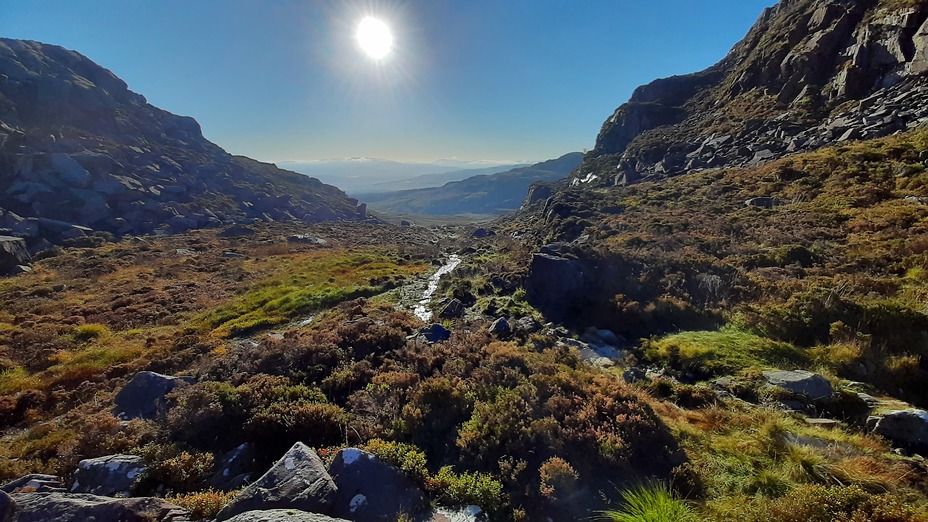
<box><xmin>1</xmin><ymin>0</ymin><xmax>774</xmax><ymax>164</ymax></box>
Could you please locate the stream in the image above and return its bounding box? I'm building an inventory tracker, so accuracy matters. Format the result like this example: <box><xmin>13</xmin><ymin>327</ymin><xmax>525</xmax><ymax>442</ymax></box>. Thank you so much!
<box><xmin>412</xmin><ymin>254</ymin><xmax>462</xmax><ymax>322</ymax></box>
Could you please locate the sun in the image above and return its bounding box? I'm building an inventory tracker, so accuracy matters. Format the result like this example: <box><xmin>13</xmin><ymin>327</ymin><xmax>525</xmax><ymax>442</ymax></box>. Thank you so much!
<box><xmin>356</xmin><ymin>17</ymin><xmax>394</xmax><ymax>60</ymax></box>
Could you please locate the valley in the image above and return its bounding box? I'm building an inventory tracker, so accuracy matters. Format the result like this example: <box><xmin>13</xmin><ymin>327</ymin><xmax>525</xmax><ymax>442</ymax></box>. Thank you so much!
<box><xmin>1</xmin><ymin>0</ymin><xmax>928</xmax><ymax>521</ymax></box>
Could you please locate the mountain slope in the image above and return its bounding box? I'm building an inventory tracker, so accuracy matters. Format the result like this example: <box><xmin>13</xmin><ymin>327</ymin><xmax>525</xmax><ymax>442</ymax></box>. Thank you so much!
<box><xmin>0</xmin><ymin>39</ymin><xmax>366</xmax><ymax>243</ymax></box>
<box><xmin>362</xmin><ymin>153</ymin><xmax>583</xmax><ymax>216</ymax></box>
<box><xmin>572</xmin><ymin>0</ymin><xmax>928</xmax><ymax>186</ymax></box>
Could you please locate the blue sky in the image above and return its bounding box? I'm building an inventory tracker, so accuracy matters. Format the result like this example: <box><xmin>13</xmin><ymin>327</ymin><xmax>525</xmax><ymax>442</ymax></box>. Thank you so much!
<box><xmin>1</xmin><ymin>0</ymin><xmax>775</xmax><ymax>163</ymax></box>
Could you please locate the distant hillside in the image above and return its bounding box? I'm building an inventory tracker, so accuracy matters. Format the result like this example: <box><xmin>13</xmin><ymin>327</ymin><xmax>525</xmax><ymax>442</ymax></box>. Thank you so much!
<box><xmin>362</xmin><ymin>153</ymin><xmax>583</xmax><ymax>216</ymax></box>
<box><xmin>279</xmin><ymin>159</ymin><xmax>522</xmax><ymax>195</ymax></box>
<box><xmin>0</xmin><ymin>38</ymin><xmax>366</xmax><ymax>245</ymax></box>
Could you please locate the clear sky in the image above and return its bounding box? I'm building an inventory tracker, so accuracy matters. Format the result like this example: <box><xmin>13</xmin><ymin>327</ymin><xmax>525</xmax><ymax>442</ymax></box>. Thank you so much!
<box><xmin>1</xmin><ymin>0</ymin><xmax>775</xmax><ymax>163</ymax></box>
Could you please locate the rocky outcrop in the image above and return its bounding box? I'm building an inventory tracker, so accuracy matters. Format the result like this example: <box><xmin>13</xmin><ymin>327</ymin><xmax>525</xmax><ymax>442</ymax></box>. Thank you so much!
<box><xmin>328</xmin><ymin>448</ymin><xmax>428</xmax><ymax>522</ymax></box>
<box><xmin>0</xmin><ymin>38</ymin><xmax>367</xmax><ymax>246</ymax></box>
<box><xmin>6</xmin><ymin>492</ymin><xmax>189</xmax><ymax>522</ymax></box>
<box><xmin>113</xmin><ymin>371</ymin><xmax>194</xmax><ymax>420</ymax></box>
<box><xmin>573</xmin><ymin>0</ymin><xmax>928</xmax><ymax>187</ymax></box>
<box><xmin>70</xmin><ymin>454</ymin><xmax>147</xmax><ymax>497</ymax></box>
<box><xmin>211</xmin><ymin>443</ymin><xmax>256</xmax><ymax>491</ymax></box>
<box><xmin>216</xmin><ymin>442</ymin><xmax>336</xmax><ymax>521</ymax></box>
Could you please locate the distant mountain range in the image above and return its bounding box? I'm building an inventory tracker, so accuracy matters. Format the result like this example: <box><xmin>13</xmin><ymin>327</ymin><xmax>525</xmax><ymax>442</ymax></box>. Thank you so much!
<box><xmin>278</xmin><ymin>158</ymin><xmax>527</xmax><ymax>196</ymax></box>
<box><xmin>360</xmin><ymin>152</ymin><xmax>583</xmax><ymax>216</ymax></box>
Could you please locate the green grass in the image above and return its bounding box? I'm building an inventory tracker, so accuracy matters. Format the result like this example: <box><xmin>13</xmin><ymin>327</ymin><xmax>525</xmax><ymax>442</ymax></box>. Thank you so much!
<box><xmin>646</xmin><ymin>326</ymin><xmax>810</xmax><ymax>377</ymax></box>
<box><xmin>603</xmin><ymin>482</ymin><xmax>697</xmax><ymax>522</ymax></box>
<box><xmin>198</xmin><ymin>249</ymin><xmax>425</xmax><ymax>337</ymax></box>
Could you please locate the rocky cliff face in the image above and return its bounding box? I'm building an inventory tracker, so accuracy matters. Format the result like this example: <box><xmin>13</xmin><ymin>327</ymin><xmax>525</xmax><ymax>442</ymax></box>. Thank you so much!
<box><xmin>0</xmin><ymin>39</ymin><xmax>366</xmax><ymax>244</ymax></box>
<box><xmin>573</xmin><ymin>0</ymin><xmax>928</xmax><ymax>187</ymax></box>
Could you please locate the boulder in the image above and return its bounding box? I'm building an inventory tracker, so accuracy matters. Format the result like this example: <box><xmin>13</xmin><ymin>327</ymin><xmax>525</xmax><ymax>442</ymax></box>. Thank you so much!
<box><xmin>525</xmin><ymin>253</ymin><xmax>593</xmax><ymax>324</ymax></box>
<box><xmin>763</xmin><ymin>370</ymin><xmax>834</xmax><ymax>400</ymax></box>
<box><xmin>211</xmin><ymin>443</ymin><xmax>256</xmax><ymax>491</ymax></box>
<box><xmin>745</xmin><ymin>197</ymin><xmax>780</xmax><ymax>209</ymax></box>
<box><xmin>71</xmin><ymin>454</ymin><xmax>147</xmax><ymax>496</ymax></box>
<box><xmin>219</xmin><ymin>225</ymin><xmax>255</xmax><ymax>238</ymax></box>
<box><xmin>113</xmin><ymin>371</ymin><xmax>195</xmax><ymax>420</ymax></box>
<box><xmin>216</xmin><ymin>442</ymin><xmax>337</xmax><ymax>521</ymax></box>
<box><xmin>225</xmin><ymin>511</ymin><xmax>349</xmax><ymax>522</ymax></box>
<box><xmin>0</xmin><ymin>236</ymin><xmax>30</xmax><ymax>274</ymax></box>
<box><xmin>0</xmin><ymin>491</ymin><xmax>11</xmax><ymax>522</ymax></box>
<box><xmin>438</xmin><ymin>299</ymin><xmax>465</xmax><ymax>319</ymax></box>
<box><xmin>513</xmin><ymin>316</ymin><xmax>540</xmax><ymax>335</ymax></box>
<box><xmin>487</xmin><ymin>317</ymin><xmax>511</xmax><ymax>338</ymax></box>
<box><xmin>7</xmin><ymin>492</ymin><xmax>189</xmax><ymax>522</ymax></box>
<box><xmin>328</xmin><ymin>448</ymin><xmax>428</xmax><ymax>521</ymax></box>
<box><xmin>420</xmin><ymin>324</ymin><xmax>451</xmax><ymax>343</ymax></box>
<box><xmin>872</xmin><ymin>409</ymin><xmax>928</xmax><ymax>451</ymax></box>
<box><xmin>288</xmin><ymin>235</ymin><xmax>327</xmax><ymax>245</ymax></box>
<box><xmin>1</xmin><ymin>475</ymin><xmax>64</xmax><ymax>494</ymax></box>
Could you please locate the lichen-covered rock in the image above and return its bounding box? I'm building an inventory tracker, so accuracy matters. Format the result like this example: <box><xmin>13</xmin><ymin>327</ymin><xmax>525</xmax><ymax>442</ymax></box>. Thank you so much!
<box><xmin>216</xmin><ymin>442</ymin><xmax>336</xmax><ymax>521</ymax></box>
<box><xmin>71</xmin><ymin>454</ymin><xmax>147</xmax><ymax>496</ymax></box>
<box><xmin>0</xmin><ymin>490</ymin><xmax>14</xmax><ymax>522</ymax></box>
<box><xmin>211</xmin><ymin>443</ymin><xmax>256</xmax><ymax>491</ymax></box>
<box><xmin>328</xmin><ymin>448</ymin><xmax>428</xmax><ymax>522</ymax></box>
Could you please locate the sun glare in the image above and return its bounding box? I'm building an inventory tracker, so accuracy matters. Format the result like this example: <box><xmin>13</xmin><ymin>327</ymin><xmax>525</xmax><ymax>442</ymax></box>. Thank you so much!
<box><xmin>356</xmin><ymin>17</ymin><xmax>394</xmax><ymax>60</ymax></box>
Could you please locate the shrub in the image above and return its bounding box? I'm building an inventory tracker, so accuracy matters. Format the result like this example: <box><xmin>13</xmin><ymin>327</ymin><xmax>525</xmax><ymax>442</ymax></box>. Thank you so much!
<box><xmin>72</xmin><ymin>324</ymin><xmax>110</xmax><ymax>342</ymax></box>
<box><xmin>167</xmin><ymin>489</ymin><xmax>237</xmax><ymax>520</ymax></box>
<box><xmin>538</xmin><ymin>457</ymin><xmax>579</xmax><ymax>500</ymax></box>
<box><xmin>361</xmin><ymin>439</ymin><xmax>428</xmax><ymax>483</ymax></box>
<box><xmin>603</xmin><ymin>482</ymin><xmax>697</xmax><ymax>522</ymax></box>
<box><xmin>428</xmin><ymin>466</ymin><xmax>504</xmax><ymax>514</ymax></box>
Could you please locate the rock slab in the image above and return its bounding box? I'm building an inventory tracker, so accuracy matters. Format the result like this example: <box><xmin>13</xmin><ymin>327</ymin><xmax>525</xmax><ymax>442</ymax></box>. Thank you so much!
<box><xmin>763</xmin><ymin>370</ymin><xmax>834</xmax><ymax>400</ymax></box>
<box><xmin>216</xmin><ymin>442</ymin><xmax>337</xmax><ymax>521</ymax></box>
<box><xmin>7</xmin><ymin>492</ymin><xmax>189</xmax><ymax>522</ymax></box>
<box><xmin>71</xmin><ymin>454</ymin><xmax>147</xmax><ymax>496</ymax></box>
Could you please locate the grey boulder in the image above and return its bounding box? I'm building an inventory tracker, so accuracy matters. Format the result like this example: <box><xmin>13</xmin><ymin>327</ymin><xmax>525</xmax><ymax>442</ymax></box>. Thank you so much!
<box><xmin>329</xmin><ymin>448</ymin><xmax>428</xmax><ymax>521</ymax></box>
<box><xmin>487</xmin><ymin>317</ymin><xmax>511</xmax><ymax>338</ymax></box>
<box><xmin>216</xmin><ymin>442</ymin><xmax>337</xmax><ymax>521</ymax></box>
<box><xmin>420</xmin><ymin>324</ymin><xmax>451</xmax><ymax>343</ymax></box>
<box><xmin>0</xmin><ymin>236</ymin><xmax>30</xmax><ymax>274</ymax></box>
<box><xmin>211</xmin><ymin>443</ymin><xmax>256</xmax><ymax>491</ymax></box>
<box><xmin>113</xmin><ymin>371</ymin><xmax>195</xmax><ymax>420</ymax></box>
<box><xmin>71</xmin><ymin>454</ymin><xmax>147</xmax><ymax>496</ymax></box>
<box><xmin>763</xmin><ymin>370</ymin><xmax>834</xmax><ymax>400</ymax></box>
<box><xmin>872</xmin><ymin>409</ymin><xmax>928</xmax><ymax>451</ymax></box>
<box><xmin>438</xmin><ymin>299</ymin><xmax>465</xmax><ymax>319</ymax></box>
<box><xmin>0</xmin><ymin>490</ymin><xmax>13</xmax><ymax>522</ymax></box>
<box><xmin>225</xmin><ymin>510</ymin><xmax>349</xmax><ymax>522</ymax></box>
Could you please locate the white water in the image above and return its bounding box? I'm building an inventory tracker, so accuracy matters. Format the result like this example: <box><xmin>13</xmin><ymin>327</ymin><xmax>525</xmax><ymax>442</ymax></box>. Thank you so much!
<box><xmin>413</xmin><ymin>254</ymin><xmax>462</xmax><ymax>322</ymax></box>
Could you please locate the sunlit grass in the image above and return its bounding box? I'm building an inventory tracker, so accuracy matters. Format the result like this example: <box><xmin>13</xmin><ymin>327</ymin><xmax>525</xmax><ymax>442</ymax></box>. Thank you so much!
<box><xmin>197</xmin><ymin>249</ymin><xmax>426</xmax><ymax>337</ymax></box>
<box><xmin>646</xmin><ymin>326</ymin><xmax>809</xmax><ymax>376</ymax></box>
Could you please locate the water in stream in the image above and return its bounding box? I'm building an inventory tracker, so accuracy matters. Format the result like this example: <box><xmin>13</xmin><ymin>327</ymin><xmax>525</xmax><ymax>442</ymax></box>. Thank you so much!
<box><xmin>413</xmin><ymin>254</ymin><xmax>462</xmax><ymax>322</ymax></box>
